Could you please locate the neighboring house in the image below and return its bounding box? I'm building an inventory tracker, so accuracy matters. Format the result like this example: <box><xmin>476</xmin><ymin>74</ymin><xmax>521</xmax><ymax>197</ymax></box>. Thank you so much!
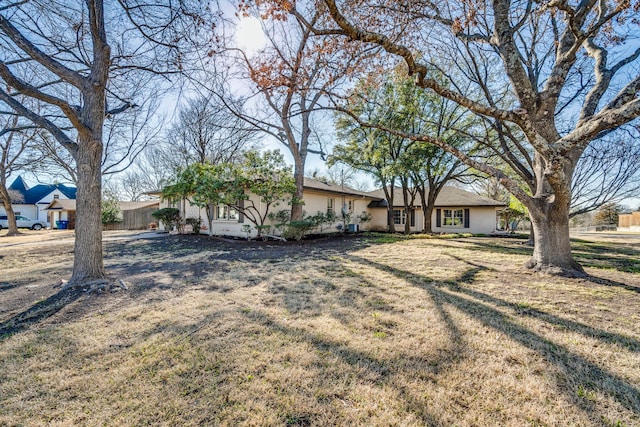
<box><xmin>44</xmin><ymin>199</ymin><xmax>160</xmax><ymax>230</ymax></box>
<box><xmin>0</xmin><ymin>176</ymin><xmax>76</xmax><ymax>226</ymax></box>
<box><xmin>43</xmin><ymin>199</ymin><xmax>76</xmax><ymax>229</ymax></box>
<box><xmin>618</xmin><ymin>212</ymin><xmax>640</xmax><ymax>232</ymax></box>
<box><xmin>158</xmin><ymin>178</ymin><xmax>505</xmax><ymax>237</ymax></box>
<box><xmin>366</xmin><ymin>186</ymin><xmax>507</xmax><ymax>234</ymax></box>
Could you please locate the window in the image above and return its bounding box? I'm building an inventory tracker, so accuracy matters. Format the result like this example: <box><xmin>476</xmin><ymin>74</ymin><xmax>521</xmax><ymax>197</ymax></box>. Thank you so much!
<box><xmin>53</xmin><ymin>194</ymin><xmax>59</xmax><ymax>200</ymax></box>
<box><xmin>394</xmin><ymin>209</ymin><xmax>415</xmax><ymax>226</ymax></box>
<box><xmin>216</xmin><ymin>205</ymin><xmax>239</xmax><ymax>221</ymax></box>
<box><xmin>393</xmin><ymin>209</ymin><xmax>406</xmax><ymax>225</ymax></box>
<box><xmin>444</xmin><ymin>209</ymin><xmax>464</xmax><ymax>227</ymax></box>
<box><xmin>327</xmin><ymin>198</ymin><xmax>334</xmax><ymax>215</ymax></box>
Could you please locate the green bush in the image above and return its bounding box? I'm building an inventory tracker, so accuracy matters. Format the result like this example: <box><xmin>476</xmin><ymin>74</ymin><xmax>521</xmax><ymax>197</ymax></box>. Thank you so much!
<box><xmin>102</xmin><ymin>198</ymin><xmax>123</xmax><ymax>225</ymax></box>
<box><xmin>184</xmin><ymin>217</ymin><xmax>202</xmax><ymax>234</ymax></box>
<box><xmin>283</xmin><ymin>220</ymin><xmax>315</xmax><ymax>241</ymax></box>
<box><xmin>152</xmin><ymin>208</ymin><xmax>181</xmax><ymax>231</ymax></box>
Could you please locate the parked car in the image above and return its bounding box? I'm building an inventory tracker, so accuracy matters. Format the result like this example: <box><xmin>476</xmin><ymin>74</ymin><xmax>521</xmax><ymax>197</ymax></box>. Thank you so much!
<box><xmin>0</xmin><ymin>215</ymin><xmax>47</xmax><ymax>230</ymax></box>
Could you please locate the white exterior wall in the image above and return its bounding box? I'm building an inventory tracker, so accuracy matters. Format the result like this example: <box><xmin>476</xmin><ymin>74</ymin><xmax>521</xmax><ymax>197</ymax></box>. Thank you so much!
<box><xmin>367</xmin><ymin>208</ymin><xmax>389</xmax><ymax>231</ymax></box>
<box><xmin>0</xmin><ymin>204</ymin><xmax>37</xmax><ymax>219</ymax></box>
<box><xmin>432</xmin><ymin>206</ymin><xmax>498</xmax><ymax>234</ymax></box>
<box><xmin>618</xmin><ymin>226</ymin><xmax>640</xmax><ymax>232</ymax></box>
<box><xmin>158</xmin><ymin>190</ymin><xmax>500</xmax><ymax>236</ymax></box>
<box><xmin>302</xmin><ymin>191</ymin><xmax>374</xmax><ymax>232</ymax></box>
<box><xmin>159</xmin><ymin>191</ymin><xmax>378</xmax><ymax>237</ymax></box>
<box><xmin>36</xmin><ymin>190</ymin><xmax>71</xmax><ymax>224</ymax></box>
<box><xmin>368</xmin><ymin>206</ymin><xmax>499</xmax><ymax>234</ymax></box>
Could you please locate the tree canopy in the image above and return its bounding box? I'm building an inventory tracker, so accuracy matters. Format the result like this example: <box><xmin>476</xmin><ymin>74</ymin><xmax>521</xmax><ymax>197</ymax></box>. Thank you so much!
<box><xmin>282</xmin><ymin>0</ymin><xmax>640</xmax><ymax>275</ymax></box>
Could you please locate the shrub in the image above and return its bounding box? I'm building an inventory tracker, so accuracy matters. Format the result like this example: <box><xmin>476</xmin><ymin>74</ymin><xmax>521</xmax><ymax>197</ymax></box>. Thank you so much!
<box><xmin>184</xmin><ymin>217</ymin><xmax>202</xmax><ymax>234</ymax></box>
<box><xmin>255</xmin><ymin>224</ymin><xmax>271</xmax><ymax>238</ymax></box>
<box><xmin>102</xmin><ymin>198</ymin><xmax>123</xmax><ymax>225</ymax></box>
<box><xmin>283</xmin><ymin>220</ymin><xmax>315</xmax><ymax>241</ymax></box>
<box><xmin>152</xmin><ymin>208</ymin><xmax>181</xmax><ymax>231</ymax></box>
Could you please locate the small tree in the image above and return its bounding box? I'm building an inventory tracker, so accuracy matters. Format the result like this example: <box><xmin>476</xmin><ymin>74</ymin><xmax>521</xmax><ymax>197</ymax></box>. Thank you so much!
<box><xmin>594</xmin><ymin>203</ymin><xmax>624</xmax><ymax>226</ymax></box>
<box><xmin>226</xmin><ymin>150</ymin><xmax>296</xmax><ymax>238</ymax></box>
<box><xmin>499</xmin><ymin>196</ymin><xmax>528</xmax><ymax>232</ymax></box>
<box><xmin>151</xmin><ymin>208</ymin><xmax>181</xmax><ymax>232</ymax></box>
<box><xmin>162</xmin><ymin>163</ymin><xmax>230</xmax><ymax>236</ymax></box>
<box><xmin>101</xmin><ymin>191</ymin><xmax>123</xmax><ymax>225</ymax></box>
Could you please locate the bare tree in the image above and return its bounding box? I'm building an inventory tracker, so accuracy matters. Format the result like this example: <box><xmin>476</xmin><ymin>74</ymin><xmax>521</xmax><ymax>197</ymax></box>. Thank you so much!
<box><xmin>165</xmin><ymin>95</ymin><xmax>256</xmax><ymax>169</ymax></box>
<box><xmin>0</xmin><ymin>0</ymin><xmax>205</xmax><ymax>286</ymax></box>
<box><xmin>290</xmin><ymin>0</ymin><xmax>640</xmax><ymax>275</ymax></box>
<box><xmin>571</xmin><ymin>132</ymin><xmax>640</xmax><ymax>218</ymax></box>
<box><xmin>199</xmin><ymin>6</ymin><xmax>371</xmax><ymax>221</ymax></box>
<box><xmin>0</xmin><ymin>112</ymin><xmax>44</xmax><ymax>235</ymax></box>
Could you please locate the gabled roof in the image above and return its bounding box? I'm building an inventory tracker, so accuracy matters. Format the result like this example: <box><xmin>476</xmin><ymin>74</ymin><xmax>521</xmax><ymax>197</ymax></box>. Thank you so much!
<box><xmin>367</xmin><ymin>186</ymin><xmax>506</xmax><ymax>208</ymax></box>
<box><xmin>118</xmin><ymin>201</ymin><xmax>159</xmax><ymax>211</ymax></box>
<box><xmin>44</xmin><ymin>199</ymin><xmax>76</xmax><ymax>211</ymax></box>
<box><xmin>7</xmin><ymin>176</ymin><xmax>77</xmax><ymax>204</ymax></box>
<box><xmin>30</xmin><ymin>183</ymin><xmax>76</xmax><ymax>204</ymax></box>
<box><xmin>303</xmin><ymin>178</ymin><xmax>378</xmax><ymax>199</ymax></box>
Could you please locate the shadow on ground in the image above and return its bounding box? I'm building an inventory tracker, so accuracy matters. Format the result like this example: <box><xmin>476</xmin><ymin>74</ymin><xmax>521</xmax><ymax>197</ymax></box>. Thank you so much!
<box><xmin>343</xmin><ymin>252</ymin><xmax>640</xmax><ymax>420</ymax></box>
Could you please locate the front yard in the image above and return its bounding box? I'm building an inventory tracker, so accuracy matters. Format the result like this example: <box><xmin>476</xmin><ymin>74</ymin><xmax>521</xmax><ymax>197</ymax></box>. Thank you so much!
<box><xmin>0</xmin><ymin>233</ymin><xmax>638</xmax><ymax>426</ymax></box>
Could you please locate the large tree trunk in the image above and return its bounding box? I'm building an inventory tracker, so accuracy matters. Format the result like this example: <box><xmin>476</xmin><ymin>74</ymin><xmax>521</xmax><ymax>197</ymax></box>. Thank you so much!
<box><xmin>69</xmin><ymin>138</ymin><xmax>106</xmax><ymax>284</ymax></box>
<box><xmin>526</xmin><ymin>199</ymin><xmax>584</xmax><ymax>276</ymax></box>
<box><xmin>401</xmin><ymin>184</ymin><xmax>410</xmax><ymax>234</ymax></box>
<box><xmin>206</xmin><ymin>203</ymin><xmax>214</xmax><ymax>236</ymax></box>
<box><xmin>421</xmin><ymin>185</ymin><xmax>439</xmax><ymax>234</ymax></box>
<box><xmin>291</xmin><ymin>161</ymin><xmax>305</xmax><ymax>222</ymax></box>
<box><xmin>423</xmin><ymin>204</ymin><xmax>434</xmax><ymax>233</ymax></box>
<box><xmin>383</xmin><ymin>186</ymin><xmax>395</xmax><ymax>232</ymax></box>
<box><xmin>0</xmin><ymin>184</ymin><xmax>20</xmax><ymax>236</ymax></box>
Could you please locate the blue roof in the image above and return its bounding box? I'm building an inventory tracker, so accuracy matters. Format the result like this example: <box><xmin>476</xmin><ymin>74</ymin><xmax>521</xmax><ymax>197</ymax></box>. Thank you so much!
<box><xmin>8</xmin><ymin>176</ymin><xmax>76</xmax><ymax>204</ymax></box>
<box><xmin>8</xmin><ymin>175</ymin><xmax>29</xmax><ymax>194</ymax></box>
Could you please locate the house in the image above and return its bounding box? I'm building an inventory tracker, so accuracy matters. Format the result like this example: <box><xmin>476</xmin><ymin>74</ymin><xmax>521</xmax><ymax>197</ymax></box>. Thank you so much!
<box><xmin>44</xmin><ymin>199</ymin><xmax>160</xmax><ymax>230</ymax></box>
<box><xmin>159</xmin><ymin>178</ymin><xmax>505</xmax><ymax>237</ymax></box>
<box><xmin>0</xmin><ymin>176</ymin><xmax>76</xmax><ymax>226</ymax></box>
<box><xmin>366</xmin><ymin>186</ymin><xmax>507</xmax><ymax>234</ymax></box>
<box><xmin>162</xmin><ymin>178</ymin><xmax>379</xmax><ymax>236</ymax></box>
<box><xmin>618</xmin><ymin>212</ymin><xmax>640</xmax><ymax>232</ymax></box>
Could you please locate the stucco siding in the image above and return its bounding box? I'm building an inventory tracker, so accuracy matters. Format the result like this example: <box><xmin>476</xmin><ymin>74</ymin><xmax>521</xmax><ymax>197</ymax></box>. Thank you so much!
<box><xmin>367</xmin><ymin>208</ymin><xmax>389</xmax><ymax>231</ymax></box>
<box><xmin>157</xmin><ymin>185</ymin><xmax>501</xmax><ymax>237</ymax></box>
<box><xmin>432</xmin><ymin>206</ymin><xmax>498</xmax><ymax>234</ymax></box>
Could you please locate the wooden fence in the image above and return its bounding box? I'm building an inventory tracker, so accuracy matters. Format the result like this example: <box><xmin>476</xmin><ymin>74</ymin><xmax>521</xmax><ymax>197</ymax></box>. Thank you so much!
<box><xmin>104</xmin><ymin>205</ymin><xmax>158</xmax><ymax>230</ymax></box>
<box><xmin>618</xmin><ymin>212</ymin><xmax>640</xmax><ymax>231</ymax></box>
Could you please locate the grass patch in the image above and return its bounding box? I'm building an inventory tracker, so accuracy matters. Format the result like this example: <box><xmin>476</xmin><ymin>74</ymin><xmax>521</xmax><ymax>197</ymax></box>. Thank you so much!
<box><xmin>0</xmin><ymin>234</ymin><xmax>639</xmax><ymax>426</ymax></box>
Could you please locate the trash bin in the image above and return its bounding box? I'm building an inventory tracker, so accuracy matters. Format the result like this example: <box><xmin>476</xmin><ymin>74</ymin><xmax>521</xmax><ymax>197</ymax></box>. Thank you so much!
<box><xmin>348</xmin><ymin>223</ymin><xmax>359</xmax><ymax>233</ymax></box>
<box><xmin>55</xmin><ymin>220</ymin><xmax>61</xmax><ymax>229</ymax></box>
<box><xmin>59</xmin><ymin>220</ymin><xmax>69</xmax><ymax>230</ymax></box>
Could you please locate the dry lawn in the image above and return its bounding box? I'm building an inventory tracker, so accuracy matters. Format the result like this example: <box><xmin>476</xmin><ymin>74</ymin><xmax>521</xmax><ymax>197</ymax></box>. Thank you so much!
<box><xmin>0</xmin><ymin>232</ymin><xmax>639</xmax><ymax>426</ymax></box>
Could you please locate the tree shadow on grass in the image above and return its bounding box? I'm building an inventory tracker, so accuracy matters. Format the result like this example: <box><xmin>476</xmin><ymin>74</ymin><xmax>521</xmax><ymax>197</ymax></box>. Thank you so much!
<box><xmin>445</xmin><ymin>255</ymin><xmax>640</xmax><ymax>352</ymax></box>
<box><xmin>446</xmin><ymin>237</ymin><xmax>640</xmax><ymax>291</ymax></box>
<box><xmin>0</xmin><ymin>287</ymin><xmax>84</xmax><ymax>340</ymax></box>
<box><xmin>345</xmin><ymin>254</ymin><xmax>640</xmax><ymax>419</ymax></box>
<box><xmin>239</xmin><ymin>308</ymin><xmax>455</xmax><ymax>426</ymax></box>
